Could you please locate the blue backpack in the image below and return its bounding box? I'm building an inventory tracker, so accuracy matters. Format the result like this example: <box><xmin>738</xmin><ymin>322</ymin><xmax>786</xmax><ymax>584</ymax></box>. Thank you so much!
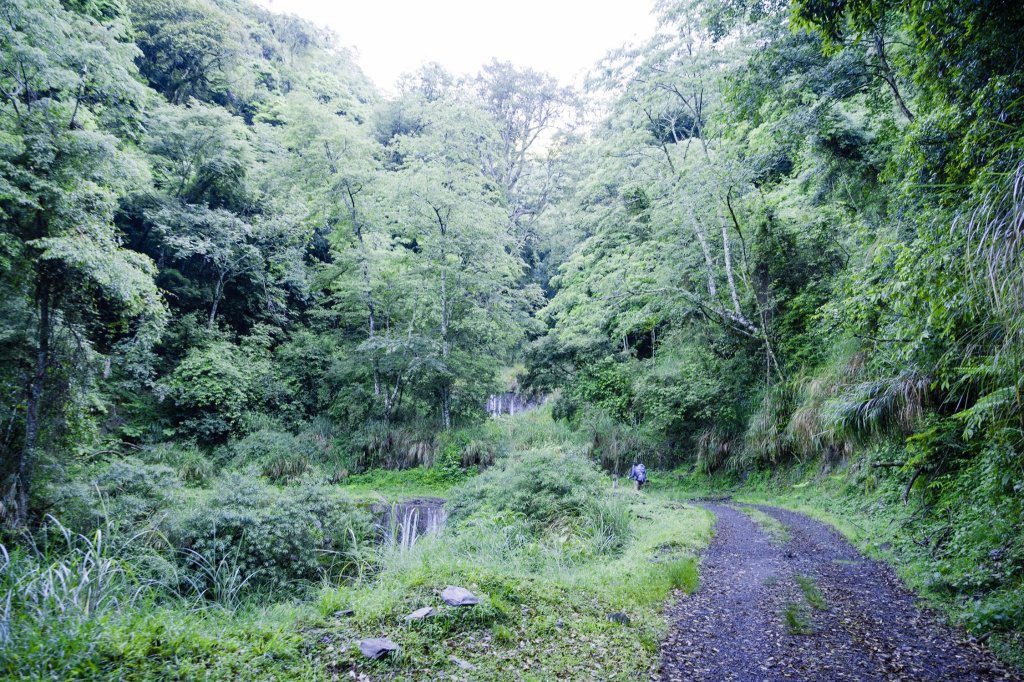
<box><xmin>634</xmin><ymin>463</ymin><xmax>647</xmax><ymax>482</ymax></box>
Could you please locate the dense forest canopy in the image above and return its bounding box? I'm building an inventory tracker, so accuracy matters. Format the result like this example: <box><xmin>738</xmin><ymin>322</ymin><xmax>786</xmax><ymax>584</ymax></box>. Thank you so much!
<box><xmin>1</xmin><ymin>0</ymin><xmax>1023</xmax><ymax>675</ymax></box>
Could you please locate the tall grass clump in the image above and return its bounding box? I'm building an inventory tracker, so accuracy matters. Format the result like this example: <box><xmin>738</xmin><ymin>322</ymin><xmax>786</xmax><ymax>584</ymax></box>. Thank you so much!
<box><xmin>0</xmin><ymin>519</ymin><xmax>137</xmax><ymax>678</ymax></box>
<box><xmin>739</xmin><ymin>381</ymin><xmax>798</xmax><ymax>468</ymax></box>
<box><xmin>344</xmin><ymin>419</ymin><xmax>438</xmax><ymax>471</ymax></box>
<box><xmin>695</xmin><ymin>428</ymin><xmax>736</xmax><ymax>473</ymax></box>
<box><xmin>494</xmin><ymin>402</ymin><xmax>579</xmax><ymax>452</ymax></box>
<box><xmin>821</xmin><ymin>370</ymin><xmax>931</xmax><ymax>443</ymax></box>
<box><xmin>578</xmin><ymin>407</ymin><xmax>659</xmax><ymax>475</ymax></box>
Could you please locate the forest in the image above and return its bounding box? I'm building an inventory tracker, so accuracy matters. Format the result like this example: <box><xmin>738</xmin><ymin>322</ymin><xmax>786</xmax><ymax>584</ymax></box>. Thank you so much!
<box><xmin>1</xmin><ymin>0</ymin><xmax>1022</xmax><ymax>679</ymax></box>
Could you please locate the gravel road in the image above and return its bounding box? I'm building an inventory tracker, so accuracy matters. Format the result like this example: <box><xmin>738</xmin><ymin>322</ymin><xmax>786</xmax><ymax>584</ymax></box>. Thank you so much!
<box><xmin>659</xmin><ymin>502</ymin><xmax>1021</xmax><ymax>681</ymax></box>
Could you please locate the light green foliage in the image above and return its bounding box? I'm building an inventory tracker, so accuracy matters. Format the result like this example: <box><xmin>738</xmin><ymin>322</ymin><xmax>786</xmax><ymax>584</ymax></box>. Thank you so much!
<box><xmin>447</xmin><ymin>449</ymin><xmax>609</xmax><ymax>531</ymax></box>
<box><xmin>0</xmin><ymin>519</ymin><xmax>134</xmax><ymax>678</ymax></box>
<box><xmin>738</xmin><ymin>505</ymin><xmax>790</xmax><ymax>544</ymax></box>
<box><xmin>783</xmin><ymin>601</ymin><xmax>813</xmax><ymax>635</ymax></box>
<box><xmin>167</xmin><ymin>342</ymin><xmax>257</xmax><ymax>439</ymax></box>
<box><xmin>302</xmin><ymin>484</ymin><xmax>710</xmax><ymax>680</ymax></box>
<box><xmin>224</xmin><ymin>427</ymin><xmax>322</xmax><ymax>482</ymax></box>
<box><xmin>796</xmin><ymin>574</ymin><xmax>827</xmax><ymax>610</ymax></box>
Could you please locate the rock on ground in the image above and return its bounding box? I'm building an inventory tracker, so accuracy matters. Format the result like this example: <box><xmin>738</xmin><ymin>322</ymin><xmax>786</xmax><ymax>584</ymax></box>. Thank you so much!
<box><xmin>404</xmin><ymin>606</ymin><xmax>437</xmax><ymax>621</ymax></box>
<box><xmin>441</xmin><ymin>586</ymin><xmax>480</xmax><ymax>606</ymax></box>
<box><xmin>358</xmin><ymin>637</ymin><xmax>400</xmax><ymax>660</ymax></box>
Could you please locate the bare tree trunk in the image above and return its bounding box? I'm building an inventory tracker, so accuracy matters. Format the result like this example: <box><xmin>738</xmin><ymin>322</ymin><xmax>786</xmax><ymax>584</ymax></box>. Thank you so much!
<box><xmin>17</xmin><ymin>278</ymin><xmax>51</xmax><ymax>527</ymax></box>
<box><xmin>719</xmin><ymin>211</ymin><xmax>742</xmax><ymax>315</ymax></box>
<box><xmin>687</xmin><ymin>204</ymin><xmax>717</xmax><ymax>298</ymax></box>
<box><xmin>208</xmin><ymin>271</ymin><xmax>225</xmax><ymax>329</ymax></box>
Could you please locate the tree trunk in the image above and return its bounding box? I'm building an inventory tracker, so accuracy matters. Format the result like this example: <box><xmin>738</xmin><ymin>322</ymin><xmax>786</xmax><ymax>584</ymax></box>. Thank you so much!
<box><xmin>687</xmin><ymin>204</ymin><xmax>717</xmax><ymax>298</ymax></box>
<box><xmin>440</xmin><ymin>384</ymin><xmax>452</xmax><ymax>431</ymax></box>
<box><xmin>347</xmin><ymin>189</ymin><xmax>382</xmax><ymax>399</ymax></box>
<box><xmin>874</xmin><ymin>33</ymin><xmax>915</xmax><ymax>123</ymax></box>
<box><xmin>208</xmin><ymin>271</ymin><xmax>225</xmax><ymax>329</ymax></box>
<box><xmin>439</xmin><ymin>262</ymin><xmax>452</xmax><ymax>430</ymax></box>
<box><xmin>719</xmin><ymin>211</ymin><xmax>742</xmax><ymax>315</ymax></box>
<box><xmin>17</xmin><ymin>278</ymin><xmax>52</xmax><ymax>527</ymax></box>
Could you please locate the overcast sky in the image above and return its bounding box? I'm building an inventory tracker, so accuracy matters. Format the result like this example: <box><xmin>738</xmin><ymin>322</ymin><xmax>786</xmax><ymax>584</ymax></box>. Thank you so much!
<box><xmin>255</xmin><ymin>0</ymin><xmax>657</xmax><ymax>92</ymax></box>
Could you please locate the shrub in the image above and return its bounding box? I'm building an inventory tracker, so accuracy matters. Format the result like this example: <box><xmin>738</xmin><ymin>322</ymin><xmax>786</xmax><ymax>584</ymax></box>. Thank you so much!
<box><xmin>50</xmin><ymin>458</ymin><xmax>180</xmax><ymax>532</ymax></box>
<box><xmin>447</xmin><ymin>449</ymin><xmax>608</xmax><ymax>528</ymax></box>
<box><xmin>224</xmin><ymin>428</ymin><xmax>321</xmax><ymax>483</ymax></box>
<box><xmin>167</xmin><ymin>342</ymin><xmax>257</xmax><ymax>441</ymax></box>
<box><xmin>139</xmin><ymin>442</ymin><xmax>215</xmax><ymax>486</ymax></box>
<box><xmin>170</xmin><ymin>474</ymin><xmax>371</xmax><ymax>591</ymax></box>
<box><xmin>578</xmin><ymin>407</ymin><xmax>659</xmax><ymax>475</ymax></box>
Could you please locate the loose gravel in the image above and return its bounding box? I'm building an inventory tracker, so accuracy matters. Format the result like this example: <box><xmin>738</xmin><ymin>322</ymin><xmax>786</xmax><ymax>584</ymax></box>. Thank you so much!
<box><xmin>659</xmin><ymin>502</ymin><xmax>1021</xmax><ymax>681</ymax></box>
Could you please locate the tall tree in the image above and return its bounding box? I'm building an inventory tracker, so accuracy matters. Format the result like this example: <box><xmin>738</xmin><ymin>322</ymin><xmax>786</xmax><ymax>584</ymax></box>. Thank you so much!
<box><xmin>390</xmin><ymin>94</ymin><xmax>525</xmax><ymax>428</ymax></box>
<box><xmin>0</xmin><ymin>0</ymin><xmax>163</xmax><ymax>524</ymax></box>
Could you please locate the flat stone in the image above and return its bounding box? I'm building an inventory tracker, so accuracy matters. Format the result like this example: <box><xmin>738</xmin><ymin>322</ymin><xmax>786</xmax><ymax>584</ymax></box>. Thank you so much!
<box><xmin>333</xmin><ymin>609</ymin><xmax>355</xmax><ymax>618</ymax></box>
<box><xmin>450</xmin><ymin>656</ymin><xmax>477</xmax><ymax>670</ymax></box>
<box><xmin>404</xmin><ymin>606</ymin><xmax>437</xmax><ymax>621</ymax></box>
<box><xmin>358</xmin><ymin>637</ymin><xmax>400</xmax><ymax>659</ymax></box>
<box><xmin>607</xmin><ymin>612</ymin><xmax>631</xmax><ymax>625</ymax></box>
<box><xmin>441</xmin><ymin>585</ymin><xmax>479</xmax><ymax>606</ymax></box>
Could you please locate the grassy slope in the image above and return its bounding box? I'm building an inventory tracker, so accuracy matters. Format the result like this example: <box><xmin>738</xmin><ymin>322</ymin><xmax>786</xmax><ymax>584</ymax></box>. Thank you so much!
<box><xmin>305</xmin><ymin>491</ymin><xmax>711</xmax><ymax>680</ymax></box>
<box><xmin>93</xmin><ymin>487</ymin><xmax>711</xmax><ymax>681</ymax></box>
<box><xmin>19</xmin><ymin>410</ymin><xmax>713</xmax><ymax>681</ymax></box>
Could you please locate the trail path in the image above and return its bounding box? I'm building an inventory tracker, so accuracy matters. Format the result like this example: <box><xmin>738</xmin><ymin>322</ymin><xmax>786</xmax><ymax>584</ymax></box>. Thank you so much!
<box><xmin>659</xmin><ymin>502</ymin><xmax>1021</xmax><ymax>681</ymax></box>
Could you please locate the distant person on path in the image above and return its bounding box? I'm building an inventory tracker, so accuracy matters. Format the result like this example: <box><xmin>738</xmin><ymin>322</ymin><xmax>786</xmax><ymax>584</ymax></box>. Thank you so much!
<box><xmin>628</xmin><ymin>461</ymin><xmax>647</xmax><ymax>491</ymax></box>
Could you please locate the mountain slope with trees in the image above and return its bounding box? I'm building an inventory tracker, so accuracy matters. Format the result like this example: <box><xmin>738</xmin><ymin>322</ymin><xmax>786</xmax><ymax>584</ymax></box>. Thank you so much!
<box><xmin>1</xmin><ymin>0</ymin><xmax>1022</xmax><ymax>677</ymax></box>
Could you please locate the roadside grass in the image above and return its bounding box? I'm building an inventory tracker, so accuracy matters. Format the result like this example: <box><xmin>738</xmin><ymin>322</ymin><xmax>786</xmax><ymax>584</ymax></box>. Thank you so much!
<box><xmin>737</xmin><ymin>506</ymin><xmax>790</xmax><ymax>544</ymax></box>
<box><xmin>305</xmin><ymin>489</ymin><xmax>713</xmax><ymax>680</ymax></box>
<box><xmin>796</xmin><ymin>574</ymin><xmax>827</xmax><ymax>610</ymax></box>
<box><xmin>783</xmin><ymin>601</ymin><xmax>813</xmax><ymax>635</ymax></box>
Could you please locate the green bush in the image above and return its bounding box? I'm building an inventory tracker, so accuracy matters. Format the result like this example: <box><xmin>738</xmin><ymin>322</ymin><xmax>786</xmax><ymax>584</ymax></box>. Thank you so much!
<box><xmin>139</xmin><ymin>441</ymin><xmax>216</xmax><ymax>486</ymax></box>
<box><xmin>167</xmin><ymin>343</ymin><xmax>258</xmax><ymax>441</ymax></box>
<box><xmin>50</xmin><ymin>458</ymin><xmax>180</xmax><ymax>532</ymax></box>
<box><xmin>447</xmin><ymin>449</ymin><xmax>608</xmax><ymax>528</ymax></box>
<box><xmin>223</xmin><ymin>428</ymin><xmax>321</xmax><ymax>483</ymax></box>
<box><xmin>169</xmin><ymin>473</ymin><xmax>371</xmax><ymax>592</ymax></box>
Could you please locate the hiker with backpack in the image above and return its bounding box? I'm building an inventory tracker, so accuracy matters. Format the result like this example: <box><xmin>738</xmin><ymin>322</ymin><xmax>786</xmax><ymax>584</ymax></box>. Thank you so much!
<box><xmin>628</xmin><ymin>460</ymin><xmax>647</xmax><ymax>491</ymax></box>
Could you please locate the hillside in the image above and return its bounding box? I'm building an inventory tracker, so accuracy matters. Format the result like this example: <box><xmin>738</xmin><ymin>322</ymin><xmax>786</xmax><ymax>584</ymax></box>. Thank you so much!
<box><xmin>1</xmin><ymin>0</ymin><xmax>1023</xmax><ymax>678</ymax></box>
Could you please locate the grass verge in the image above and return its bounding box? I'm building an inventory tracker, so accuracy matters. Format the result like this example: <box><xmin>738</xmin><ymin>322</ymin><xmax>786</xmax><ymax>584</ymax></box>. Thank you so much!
<box><xmin>737</xmin><ymin>505</ymin><xmax>790</xmax><ymax>544</ymax></box>
<box><xmin>304</xmin><ymin>490</ymin><xmax>712</xmax><ymax>680</ymax></box>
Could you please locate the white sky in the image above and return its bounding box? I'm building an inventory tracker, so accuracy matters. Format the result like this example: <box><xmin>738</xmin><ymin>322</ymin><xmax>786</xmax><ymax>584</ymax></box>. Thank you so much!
<box><xmin>255</xmin><ymin>0</ymin><xmax>658</xmax><ymax>92</ymax></box>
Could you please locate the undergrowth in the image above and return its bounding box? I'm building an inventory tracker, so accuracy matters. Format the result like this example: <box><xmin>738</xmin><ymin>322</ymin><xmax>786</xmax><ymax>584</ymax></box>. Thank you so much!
<box><xmin>1</xmin><ymin>412</ymin><xmax>713</xmax><ymax>680</ymax></box>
